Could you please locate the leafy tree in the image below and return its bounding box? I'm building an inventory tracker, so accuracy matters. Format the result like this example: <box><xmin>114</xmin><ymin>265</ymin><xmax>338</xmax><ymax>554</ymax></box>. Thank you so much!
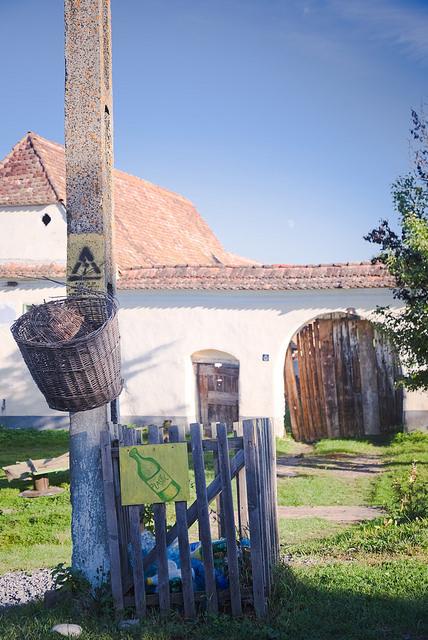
<box><xmin>365</xmin><ymin>110</ymin><xmax>428</xmax><ymax>390</ymax></box>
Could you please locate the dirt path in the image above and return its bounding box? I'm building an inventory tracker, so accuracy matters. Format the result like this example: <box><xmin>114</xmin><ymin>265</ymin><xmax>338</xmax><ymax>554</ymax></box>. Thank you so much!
<box><xmin>277</xmin><ymin>505</ymin><xmax>385</xmax><ymax>522</ymax></box>
<box><xmin>276</xmin><ymin>445</ymin><xmax>385</xmax><ymax>523</ymax></box>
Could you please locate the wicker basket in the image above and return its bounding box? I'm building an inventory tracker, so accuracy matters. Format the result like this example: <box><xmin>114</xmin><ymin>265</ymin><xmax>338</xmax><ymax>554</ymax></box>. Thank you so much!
<box><xmin>11</xmin><ymin>293</ymin><xmax>123</xmax><ymax>412</ymax></box>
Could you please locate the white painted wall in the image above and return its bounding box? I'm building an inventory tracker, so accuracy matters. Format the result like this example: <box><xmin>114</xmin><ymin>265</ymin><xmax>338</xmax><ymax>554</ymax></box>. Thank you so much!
<box><xmin>0</xmin><ymin>204</ymin><xmax>66</xmax><ymax>264</ymax></box>
<box><xmin>2</xmin><ymin>281</ymin><xmax>427</xmax><ymax>435</ymax></box>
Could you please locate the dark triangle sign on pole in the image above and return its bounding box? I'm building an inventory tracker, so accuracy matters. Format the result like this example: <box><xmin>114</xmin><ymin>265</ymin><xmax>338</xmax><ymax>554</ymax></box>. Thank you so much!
<box><xmin>69</xmin><ymin>247</ymin><xmax>102</xmax><ymax>282</ymax></box>
<box><xmin>64</xmin><ymin>0</ymin><xmax>119</xmax><ymax>587</ymax></box>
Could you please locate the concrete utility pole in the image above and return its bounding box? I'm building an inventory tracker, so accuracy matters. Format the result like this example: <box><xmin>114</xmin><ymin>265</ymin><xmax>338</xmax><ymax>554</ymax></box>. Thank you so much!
<box><xmin>64</xmin><ymin>0</ymin><xmax>117</xmax><ymax>586</ymax></box>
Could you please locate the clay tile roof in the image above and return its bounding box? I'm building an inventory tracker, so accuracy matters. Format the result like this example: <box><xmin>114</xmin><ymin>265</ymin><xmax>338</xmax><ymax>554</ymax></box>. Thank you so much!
<box><xmin>0</xmin><ymin>134</ymin><xmax>395</xmax><ymax>292</ymax></box>
<box><xmin>0</xmin><ymin>133</ymin><xmax>61</xmax><ymax>206</ymax></box>
<box><xmin>0</xmin><ymin>262</ymin><xmax>66</xmax><ymax>280</ymax></box>
<box><xmin>0</xmin><ymin>132</ymin><xmax>254</xmax><ymax>268</ymax></box>
<box><xmin>116</xmin><ymin>262</ymin><xmax>395</xmax><ymax>291</ymax></box>
<box><xmin>0</xmin><ymin>261</ymin><xmax>394</xmax><ymax>291</ymax></box>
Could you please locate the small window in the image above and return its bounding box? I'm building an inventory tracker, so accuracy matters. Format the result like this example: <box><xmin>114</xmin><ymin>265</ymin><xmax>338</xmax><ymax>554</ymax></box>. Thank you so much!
<box><xmin>42</xmin><ymin>213</ymin><xmax>51</xmax><ymax>226</ymax></box>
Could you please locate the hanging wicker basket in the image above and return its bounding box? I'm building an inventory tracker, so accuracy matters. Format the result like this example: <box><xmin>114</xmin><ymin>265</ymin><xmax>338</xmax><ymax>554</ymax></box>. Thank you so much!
<box><xmin>11</xmin><ymin>293</ymin><xmax>123</xmax><ymax>412</ymax></box>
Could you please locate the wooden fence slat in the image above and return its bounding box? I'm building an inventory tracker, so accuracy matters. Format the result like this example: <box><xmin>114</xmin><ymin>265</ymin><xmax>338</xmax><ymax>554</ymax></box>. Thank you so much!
<box><xmin>169</xmin><ymin>425</ymin><xmax>196</xmax><ymax>619</ymax></box>
<box><xmin>263</xmin><ymin>419</ymin><xmax>275</xmax><ymax>570</ymax></box>
<box><xmin>298</xmin><ymin>330</ymin><xmax>314</xmax><ymax>441</ymax></box>
<box><xmin>190</xmin><ymin>422</ymin><xmax>218</xmax><ymax>614</ymax></box>
<box><xmin>334</xmin><ymin>320</ymin><xmax>346</xmax><ymax>437</ymax></box>
<box><xmin>341</xmin><ymin>320</ymin><xmax>359</xmax><ymax>437</ymax></box>
<box><xmin>349</xmin><ymin>319</ymin><xmax>364</xmax><ymax>436</ymax></box>
<box><xmin>296</xmin><ymin>331</ymin><xmax>308</xmax><ymax>440</ymax></box>
<box><xmin>142</xmin><ymin>448</ymin><xmax>245</xmax><ymax>571</ymax></box>
<box><xmin>306</xmin><ymin>324</ymin><xmax>321</xmax><ymax>439</ymax></box>
<box><xmin>122</xmin><ymin>427</ymin><xmax>146</xmax><ymax>618</ymax></box>
<box><xmin>374</xmin><ymin>328</ymin><xmax>403</xmax><ymax>433</ymax></box>
<box><xmin>358</xmin><ymin>321</ymin><xmax>381</xmax><ymax>435</ymax></box>
<box><xmin>242</xmin><ymin>419</ymin><xmax>266</xmax><ymax>618</ymax></box>
<box><xmin>211</xmin><ymin>422</ymin><xmax>224</xmax><ymax>538</ymax></box>
<box><xmin>312</xmin><ymin>322</ymin><xmax>328</xmax><ymax>438</ymax></box>
<box><xmin>100</xmin><ymin>430</ymin><xmax>124</xmax><ymax>612</ymax></box>
<box><xmin>318</xmin><ymin>319</ymin><xmax>340</xmax><ymax>438</ymax></box>
<box><xmin>263</xmin><ymin>417</ymin><xmax>279</xmax><ymax>565</ymax></box>
<box><xmin>284</xmin><ymin>346</ymin><xmax>303</xmax><ymax>439</ymax></box>
<box><xmin>234</xmin><ymin>421</ymin><xmax>249</xmax><ymax>538</ymax></box>
<box><xmin>255</xmin><ymin>419</ymin><xmax>271</xmax><ymax>593</ymax></box>
<box><xmin>217</xmin><ymin>423</ymin><xmax>242</xmax><ymax>616</ymax></box>
<box><xmin>148</xmin><ymin>425</ymin><xmax>170</xmax><ymax>614</ymax></box>
<box><xmin>110</xmin><ymin>425</ymin><xmax>132</xmax><ymax>593</ymax></box>
<box><xmin>375</xmin><ymin>330</ymin><xmax>391</xmax><ymax>432</ymax></box>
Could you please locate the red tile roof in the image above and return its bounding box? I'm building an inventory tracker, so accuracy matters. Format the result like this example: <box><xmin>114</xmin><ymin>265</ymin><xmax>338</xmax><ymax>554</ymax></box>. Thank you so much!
<box><xmin>0</xmin><ymin>263</ymin><xmax>65</xmax><ymax>281</ymax></box>
<box><xmin>0</xmin><ymin>262</ymin><xmax>394</xmax><ymax>291</ymax></box>
<box><xmin>0</xmin><ymin>133</ymin><xmax>61</xmax><ymax>206</ymax></box>
<box><xmin>0</xmin><ymin>132</ymin><xmax>254</xmax><ymax>268</ymax></box>
<box><xmin>0</xmin><ymin>134</ymin><xmax>394</xmax><ymax>291</ymax></box>
<box><xmin>118</xmin><ymin>263</ymin><xmax>394</xmax><ymax>290</ymax></box>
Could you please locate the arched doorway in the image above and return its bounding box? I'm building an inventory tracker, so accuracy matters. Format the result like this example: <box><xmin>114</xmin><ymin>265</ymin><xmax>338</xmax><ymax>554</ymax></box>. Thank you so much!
<box><xmin>284</xmin><ymin>313</ymin><xmax>403</xmax><ymax>441</ymax></box>
<box><xmin>192</xmin><ymin>349</ymin><xmax>239</xmax><ymax>428</ymax></box>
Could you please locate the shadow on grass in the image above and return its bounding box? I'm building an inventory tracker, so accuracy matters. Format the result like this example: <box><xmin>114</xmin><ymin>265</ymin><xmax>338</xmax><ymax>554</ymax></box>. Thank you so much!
<box><xmin>277</xmin><ymin>455</ymin><xmax>383</xmax><ymax>475</ymax></box>
<box><xmin>268</xmin><ymin>561</ymin><xmax>428</xmax><ymax>640</ymax></box>
<box><xmin>0</xmin><ymin>471</ymin><xmax>70</xmax><ymax>492</ymax></box>
<box><xmin>1</xmin><ymin>561</ymin><xmax>427</xmax><ymax>640</ymax></box>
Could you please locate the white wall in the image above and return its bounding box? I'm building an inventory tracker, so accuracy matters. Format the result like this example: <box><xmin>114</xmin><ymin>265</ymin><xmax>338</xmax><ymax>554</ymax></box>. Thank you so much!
<box><xmin>1</xmin><ymin>281</ymin><xmax>427</xmax><ymax>435</ymax></box>
<box><xmin>0</xmin><ymin>204</ymin><xmax>66</xmax><ymax>264</ymax></box>
<box><xmin>116</xmin><ymin>288</ymin><xmax>409</xmax><ymax>436</ymax></box>
<box><xmin>0</xmin><ymin>281</ymin><xmax>68</xmax><ymax>426</ymax></box>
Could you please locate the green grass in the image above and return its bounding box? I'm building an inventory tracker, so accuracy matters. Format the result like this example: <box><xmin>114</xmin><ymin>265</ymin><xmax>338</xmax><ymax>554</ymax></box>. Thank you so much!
<box><xmin>276</xmin><ymin>434</ymin><xmax>382</xmax><ymax>507</ymax></box>
<box><xmin>0</xmin><ymin>427</ymin><xmax>69</xmax><ymax>471</ymax></box>
<box><xmin>0</xmin><ymin>487</ymin><xmax>71</xmax><ymax>546</ymax></box>
<box><xmin>1</xmin><ymin>427</ymin><xmax>428</xmax><ymax>640</ymax></box>
<box><xmin>277</xmin><ymin>474</ymin><xmax>373</xmax><ymax>506</ymax></box>
<box><xmin>0</xmin><ymin>427</ymin><xmax>71</xmax><ymax>573</ymax></box>
<box><xmin>0</xmin><ymin>543</ymin><xmax>72</xmax><ymax>575</ymax></box>
<box><xmin>371</xmin><ymin>432</ymin><xmax>428</xmax><ymax>509</ymax></box>
<box><xmin>1</xmin><ymin>558</ymin><xmax>427</xmax><ymax>640</ymax></box>
<box><xmin>275</xmin><ymin>435</ymin><xmax>301</xmax><ymax>456</ymax></box>
<box><xmin>0</xmin><ymin>485</ymin><xmax>72</xmax><ymax>573</ymax></box>
<box><xmin>271</xmin><ymin>558</ymin><xmax>428</xmax><ymax>640</ymax></box>
<box><xmin>276</xmin><ymin>431</ymin><xmax>428</xmax><ymax>509</ymax></box>
<box><xmin>279</xmin><ymin>517</ymin><xmax>345</xmax><ymax>548</ymax></box>
<box><xmin>289</xmin><ymin>517</ymin><xmax>428</xmax><ymax>558</ymax></box>
<box><xmin>313</xmin><ymin>437</ymin><xmax>390</xmax><ymax>457</ymax></box>
<box><xmin>0</xmin><ymin>427</ymin><xmax>221</xmax><ymax>573</ymax></box>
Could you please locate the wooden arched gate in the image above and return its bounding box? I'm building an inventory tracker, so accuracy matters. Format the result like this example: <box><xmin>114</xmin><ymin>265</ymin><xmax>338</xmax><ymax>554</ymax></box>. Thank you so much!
<box><xmin>284</xmin><ymin>316</ymin><xmax>403</xmax><ymax>441</ymax></box>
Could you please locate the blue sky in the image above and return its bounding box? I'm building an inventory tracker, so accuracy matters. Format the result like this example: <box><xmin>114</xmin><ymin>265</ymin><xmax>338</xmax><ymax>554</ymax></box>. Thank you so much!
<box><xmin>0</xmin><ymin>0</ymin><xmax>427</xmax><ymax>264</ymax></box>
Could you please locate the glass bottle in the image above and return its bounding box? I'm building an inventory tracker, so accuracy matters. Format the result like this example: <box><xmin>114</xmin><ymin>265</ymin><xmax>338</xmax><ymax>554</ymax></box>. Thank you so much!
<box><xmin>129</xmin><ymin>447</ymin><xmax>180</xmax><ymax>502</ymax></box>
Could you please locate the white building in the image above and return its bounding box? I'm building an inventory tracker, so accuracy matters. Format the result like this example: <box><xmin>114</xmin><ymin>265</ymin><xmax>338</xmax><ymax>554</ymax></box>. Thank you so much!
<box><xmin>1</xmin><ymin>133</ymin><xmax>427</xmax><ymax>436</ymax></box>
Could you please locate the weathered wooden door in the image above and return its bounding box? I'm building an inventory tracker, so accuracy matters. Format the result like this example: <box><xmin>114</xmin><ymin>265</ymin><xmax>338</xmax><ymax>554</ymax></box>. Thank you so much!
<box><xmin>284</xmin><ymin>316</ymin><xmax>403</xmax><ymax>441</ymax></box>
<box><xmin>196</xmin><ymin>363</ymin><xmax>239</xmax><ymax>427</ymax></box>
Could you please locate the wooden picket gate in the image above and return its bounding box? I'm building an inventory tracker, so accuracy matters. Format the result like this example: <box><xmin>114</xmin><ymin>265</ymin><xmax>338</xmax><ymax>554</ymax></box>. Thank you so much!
<box><xmin>100</xmin><ymin>419</ymin><xmax>279</xmax><ymax>619</ymax></box>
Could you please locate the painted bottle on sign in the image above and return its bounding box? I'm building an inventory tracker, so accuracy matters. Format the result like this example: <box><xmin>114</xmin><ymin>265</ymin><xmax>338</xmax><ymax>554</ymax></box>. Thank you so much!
<box><xmin>128</xmin><ymin>447</ymin><xmax>180</xmax><ymax>502</ymax></box>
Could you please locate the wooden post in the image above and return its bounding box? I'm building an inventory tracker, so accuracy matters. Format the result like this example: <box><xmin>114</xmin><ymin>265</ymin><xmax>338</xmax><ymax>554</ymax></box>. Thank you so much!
<box><xmin>65</xmin><ymin>0</ymin><xmax>118</xmax><ymax>586</ymax></box>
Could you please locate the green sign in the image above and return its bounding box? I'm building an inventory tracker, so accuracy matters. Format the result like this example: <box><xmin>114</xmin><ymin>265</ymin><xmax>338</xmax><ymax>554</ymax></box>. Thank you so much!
<box><xmin>119</xmin><ymin>443</ymin><xmax>190</xmax><ymax>506</ymax></box>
